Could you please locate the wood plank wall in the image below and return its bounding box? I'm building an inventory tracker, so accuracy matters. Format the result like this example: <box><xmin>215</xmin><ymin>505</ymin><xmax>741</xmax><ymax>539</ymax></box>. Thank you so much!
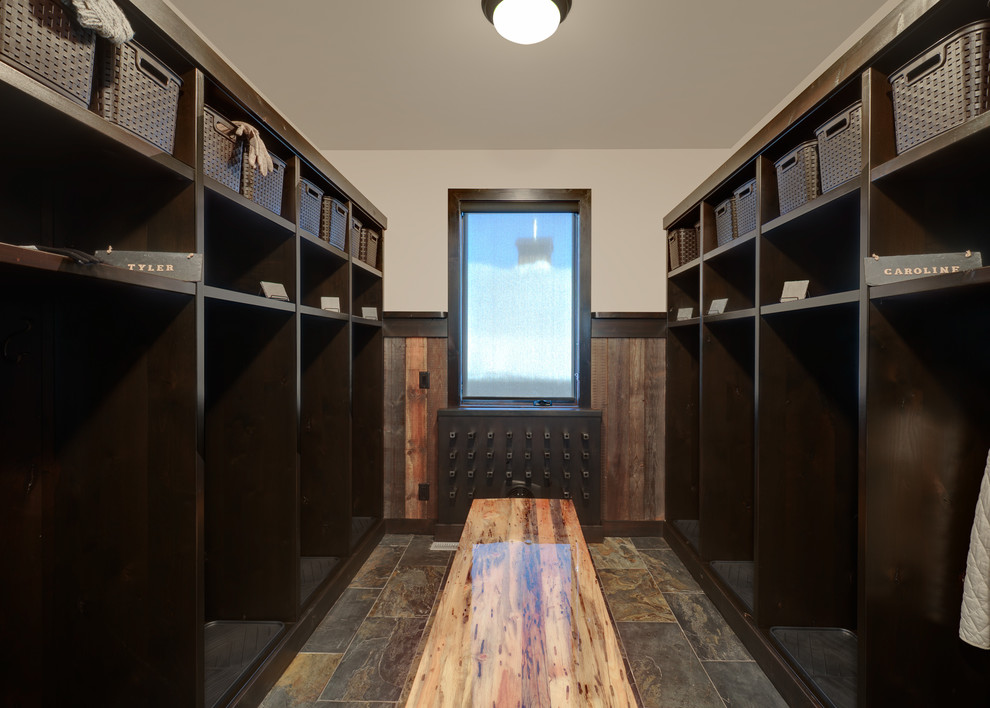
<box><xmin>384</xmin><ymin>319</ymin><xmax>665</xmax><ymax>523</ymax></box>
<box><xmin>384</xmin><ymin>336</ymin><xmax>447</xmax><ymax>520</ymax></box>
<box><xmin>591</xmin><ymin>338</ymin><xmax>666</xmax><ymax>522</ymax></box>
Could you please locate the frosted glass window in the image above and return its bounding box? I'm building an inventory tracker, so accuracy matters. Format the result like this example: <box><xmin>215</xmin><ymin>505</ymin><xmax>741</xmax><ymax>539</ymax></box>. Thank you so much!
<box><xmin>462</xmin><ymin>211</ymin><xmax>577</xmax><ymax>400</ymax></box>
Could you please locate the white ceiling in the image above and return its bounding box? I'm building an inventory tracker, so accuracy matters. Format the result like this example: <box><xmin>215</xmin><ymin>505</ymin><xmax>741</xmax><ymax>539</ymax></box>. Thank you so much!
<box><xmin>165</xmin><ymin>0</ymin><xmax>890</xmax><ymax>151</ymax></box>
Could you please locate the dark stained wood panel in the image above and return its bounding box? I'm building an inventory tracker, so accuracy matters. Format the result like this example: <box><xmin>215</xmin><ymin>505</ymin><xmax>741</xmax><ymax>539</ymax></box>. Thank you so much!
<box><xmin>665</xmin><ymin>326</ymin><xmax>700</xmax><ymax>523</ymax></box>
<box><xmin>0</xmin><ymin>287</ymin><xmax>47</xmax><ymax>707</ymax></box>
<box><xmin>756</xmin><ymin>309</ymin><xmax>858</xmax><ymax>630</ymax></box>
<box><xmin>699</xmin><ymin>320</ymin><xmax>754</xmax><ymax>562</ymax></box>
<box><xmin>607</xmin><ymin>339</ymin><xmax>647</xmax><ymax>521</ymax></box>
<box><xmin>55</xmin><ymin>287</ymin><xmax>199</xmax><ymax>704</ymax></box>
<box><xmin>644</xmin><ymin>339</ymin><xmax>666</xmax><ymax>520</ymax></box>
<box><xmin>426</xmin><ymin>338</ymin><xmax>448</xmax><ymax>521</ymax></box>
<box><xmin>864</xmin><ymin>295</ymin><xmax>990</xmax><ymax>706</ymax></box>
<box><xmin>404</xmin><ymin>338</ymin><xmax>429</xmax><ymax>519</ymax></box>
<box><xmin>352</xmin><ymin>326</ymin><xmax>384</xmax><ymax>523</ymax></box>
<box><xmin>205</xmin><ymin>303</ymin><xmax>298</xmax><ymax>623</ymax></box>
<box><xmin>300</xmin><ymin>318</ymin><xmax>351</xmax><ymax>557</ymax></box>
<box><xmin>383</xmin><ymin>337</ymin><xmax>406</xmax><ymax>519</ymax></box>
<box><xmin>591</xmin><ymin>338</ymin><xmax>609</xmax><ymax>513</ymax></box>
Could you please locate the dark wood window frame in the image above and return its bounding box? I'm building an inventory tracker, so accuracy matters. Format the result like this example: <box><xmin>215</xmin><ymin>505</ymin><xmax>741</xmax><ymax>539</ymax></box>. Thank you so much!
<box><xmin>447</xmin><ymin>188</ymin><xmax>592</xmax><ymax>408</ymax></box>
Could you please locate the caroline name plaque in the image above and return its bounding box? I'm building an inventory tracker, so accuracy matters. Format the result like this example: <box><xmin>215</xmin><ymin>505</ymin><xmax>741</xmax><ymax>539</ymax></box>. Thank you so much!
<box><xmin>865</xmin><ymin>251</ymin><xmax>982</xmax><ymax>286</ymax></box>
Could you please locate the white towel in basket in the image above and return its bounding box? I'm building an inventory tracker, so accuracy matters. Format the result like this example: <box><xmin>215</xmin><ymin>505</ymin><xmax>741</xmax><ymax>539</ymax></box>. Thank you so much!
<box><xmin>69</xmin><ymin>0</ymin><xmax>134</xmax><ymax>45</ymax></box>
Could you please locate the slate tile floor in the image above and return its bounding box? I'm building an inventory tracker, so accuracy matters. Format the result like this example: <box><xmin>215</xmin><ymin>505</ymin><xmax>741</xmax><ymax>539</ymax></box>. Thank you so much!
<box><xmin>260</xmin><ymin>534</ymin><xmax>787</xmax><ymax>708</ymax></box>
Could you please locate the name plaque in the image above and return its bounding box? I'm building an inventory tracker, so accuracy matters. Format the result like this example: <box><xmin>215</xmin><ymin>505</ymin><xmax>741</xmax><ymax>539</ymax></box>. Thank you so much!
<box><xmin>260</xmin><ymin>281</ymin><xmax>290</xmax><ymax>301</ymax></box>
<box><xmin>780</xmin><ymin>280</ymin><xmax>810</xmax><ymax>303</ymax></box>
<box><xmin>865</xmin><ymin>251</ymin><xmax>982</xmax><ymax>286</ymax></box>
<box><xmin>708</xmin><ymin>298</ymin><xmax>728</xmax><ymax>315</ymax></box>
<box><xmin>95</xmin><ymin>250</ymin><xmax>203</xmax><ymax>281</ymax></box>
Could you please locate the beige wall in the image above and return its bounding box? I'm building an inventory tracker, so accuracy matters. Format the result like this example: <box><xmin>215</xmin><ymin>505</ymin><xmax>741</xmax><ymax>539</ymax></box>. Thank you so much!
<box><xmin>323</xmin><ymin>149</ymin><xmax>730</xmax><ymax>313</ymax></box>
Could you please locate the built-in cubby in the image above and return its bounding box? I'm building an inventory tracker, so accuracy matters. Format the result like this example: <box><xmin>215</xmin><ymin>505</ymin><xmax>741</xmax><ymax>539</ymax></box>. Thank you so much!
<box><xmin>760</xmin><ymin>180</ymin><xmax>861</xmax><ymax>303</ymax></box>
<box><xmin>351</xmin><ymin>323</ymin><xmax>384</xmax><ymax>551</ymax></box>
<box><xmin>353</xmin><ymin>264</ymin><xmax>384</xmax><ymax>323</ymax></box>
<box><xmin>0</xmin><ymin>265</ymin><xmax>199</xmax><ymax>706</ymax></box>
<box><xmin>0</xmin><ymin>1</ymin><xmax>387</xmax><ymax>705</ymax></box>
<box><xmin>300</xmin><ymin>234</ymin><xmax>349</xmax><ymax>312</ymax></box>
<box><xmin>204</xmin><ymin>187</ymin><xmax>296</xmax><ymax>297</ymax></box>
<box><xmin>665</xmin><ymin>324</ymin><xmax>700</xmax><ymax>541</ymax></box>
<box><xmin>667</xmin><ymin>265</ymin><xmax>700</xmax><ymax>322</ymax></box>
<box><xmin>758</xmin><ymin>304</ymin><xmax>858</xmax><ymax>629</ymax></box>
<box><xmin>703</xmin><ymin>233</ymin><xmax>756</xmax><ymax>316</ymax></box>
<box><xmin>865</xmin><ymin>287</ymin><xmax>990</xmax><ymax>707</ymax></box>
<box><xmin>699</xmin><ymin>318</ymin><xmax>754</xmax><ymax>576</ymax></box>
<box><xmin>299</xmin><ymin>315</ymin><xmax>350</xmax><ymax>599</ymax></box>
<box><xmin>664</xmin><ymin>1</ymin><xmax>990</xmax><ymax>705</ymax></box>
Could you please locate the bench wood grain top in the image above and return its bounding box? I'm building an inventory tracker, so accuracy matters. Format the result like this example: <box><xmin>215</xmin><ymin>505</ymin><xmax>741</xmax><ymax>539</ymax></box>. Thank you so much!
<box><xmin>405</xmin><ymin>498</ymin><xmax>638</xmax><ymax>707</ymax></box>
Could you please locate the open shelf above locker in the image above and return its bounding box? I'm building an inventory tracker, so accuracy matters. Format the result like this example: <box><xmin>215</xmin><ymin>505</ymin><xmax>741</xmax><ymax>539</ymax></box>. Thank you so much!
<box><xmin>703</xmin><ymin>229</ymin><xmax>758</xmax><ymax>263</ymax></box>
<box><xmin>871</xmin><ymin>109</ymin><xmax>990</xmax><ymax>184</ymax></box>
<box><xmin>353</xmin><ymin>258</ymin><xmax>383</xmax><ymax>278</ymax></box>
<box><xmin>0</xmin><ymin>61</ymin><xmax>195</xmax><ymax>179</ymax></box>
<box><xmin>205</xmin><ymin>177</ymin><xmax>296</xmax><ymax>234</ymax></box>
<box><xmin>761</xmin><ymin>179</ymin><xmax>860</xmax><ymax>235</ymax></box>
<box><xmin>668</xmin><ymin>258</ymin><xmax>700</xmax><ymax>278</ymax></box>
<box><xmin>301</xmin><ymin>229</ymin><xmax>350</xmax><ymax>262</ymax></box>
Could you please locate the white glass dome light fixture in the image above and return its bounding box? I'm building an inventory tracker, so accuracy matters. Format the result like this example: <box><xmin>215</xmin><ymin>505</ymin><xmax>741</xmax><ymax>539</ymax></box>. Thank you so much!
<box><xmin>481</xmin><ymin>0</ymin><xmax>572</xmax><ymax>45</ymax></box>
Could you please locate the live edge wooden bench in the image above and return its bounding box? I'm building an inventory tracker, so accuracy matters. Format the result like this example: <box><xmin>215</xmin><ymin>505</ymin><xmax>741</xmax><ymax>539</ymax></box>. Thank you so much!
<box><xmin>405</xmin><ymin>498</ymin><xmax>638</xmax><ymax>707</ymax></box>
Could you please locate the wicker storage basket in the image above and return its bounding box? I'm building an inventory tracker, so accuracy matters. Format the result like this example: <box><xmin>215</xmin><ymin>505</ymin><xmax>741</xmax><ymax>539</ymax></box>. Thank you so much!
<box><xmin>361</xmin><ymin>228</ymin><xmax>380</xmax><ymax>268</ymax></box>
<box><xmin>320</xmin><ymin>197</ymin><xmax>347</xmax><ymax>250</ymax></box>
<box><xmin>0</xmin><ymin>0</ymin><xmax>95</xmax><ymax>106</ymax></box>
<box><xmin>775</xmin><ymin>140</ymin><xmax>820</xmax><ymax>215</ymax></box>
<box><xmin>733</xmin><ymin>179</ymin><xmax>757</xmax><ymax>236</ymax></box>
<box><xmin>241</xmin><ymin>152</ymin><xmax>285</xmax><ymax>215</ymax></box>
<box><xmin>890</xmin><ymin>21</ymin><xmax>990</xmax><ymax>154</ymax></box>
<box><xmin>668</xmin><ymin>227</ymin><xmax>698</xmax><ymax>270</ymax></box>
<box><xmin>299</xmin><ymin>179</ymin><xmax>323</xmax><ymax>236</ymax></box>
<box><xmin>714</xmin><ymin>198</ymin><xmax>736</xmax><ymax>246</ymax></box>
<box><xmin>815</xmin><ymin>101</ymin><xmax>862</xmax><ymax>192</ymax></box>
<box><xmin>204</xmin><ymin>105</ymin><xmax>242</xmax><ymax>192</ymax></box>
<box><xmin>349</xmin><ymin>216</ymin><xmax>364</xmax><ymax>259</ymax></box>
<box><xmin>91</xmin><ymin>41</ymin><xmax>182</xmax><ymax>153</ymax></box>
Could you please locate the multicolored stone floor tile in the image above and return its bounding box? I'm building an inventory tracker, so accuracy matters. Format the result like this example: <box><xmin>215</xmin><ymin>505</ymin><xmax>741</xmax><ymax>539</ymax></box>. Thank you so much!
<box><xmin>588</xmin><ymin>536</ymin><xmax>647</xmax><ymax>569</ymax></box>
<box><xmin>597</xmin><ymin>568</ymin><xmax>677</xmax><ymax>622</ymax></box>
<box><xmin>261</xmin><ymin>534</ymin><xmax>786</xmax><ymax>707</ymax></box>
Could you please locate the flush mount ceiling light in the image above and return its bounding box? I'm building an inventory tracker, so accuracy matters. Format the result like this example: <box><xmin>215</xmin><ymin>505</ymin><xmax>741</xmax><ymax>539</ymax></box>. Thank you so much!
<box><xmin>481</xmin><ymin>0</ymin><xmax>572</xmax><ymax>45</ymax></box>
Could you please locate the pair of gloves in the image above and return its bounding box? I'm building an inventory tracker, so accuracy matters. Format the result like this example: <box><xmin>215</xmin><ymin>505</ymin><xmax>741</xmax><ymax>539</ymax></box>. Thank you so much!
<box><xmin>232</xmin><ymin>121</ymin><xmax>275</xmax><ymax>177</ymax></box>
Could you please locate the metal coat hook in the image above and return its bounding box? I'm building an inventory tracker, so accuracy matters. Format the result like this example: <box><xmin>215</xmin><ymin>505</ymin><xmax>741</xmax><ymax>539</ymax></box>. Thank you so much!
<box><xmin>3</xmin><ymin>319</ymin><xmax>33</xmax><ymax>364</ymax></box>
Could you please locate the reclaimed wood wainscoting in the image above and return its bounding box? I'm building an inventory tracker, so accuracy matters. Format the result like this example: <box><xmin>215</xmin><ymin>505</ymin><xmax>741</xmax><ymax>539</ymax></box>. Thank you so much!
<box><xmin>383</xmin><ymin>312</ymin><xmax>666</xmax><ymax>532</ymax></box>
